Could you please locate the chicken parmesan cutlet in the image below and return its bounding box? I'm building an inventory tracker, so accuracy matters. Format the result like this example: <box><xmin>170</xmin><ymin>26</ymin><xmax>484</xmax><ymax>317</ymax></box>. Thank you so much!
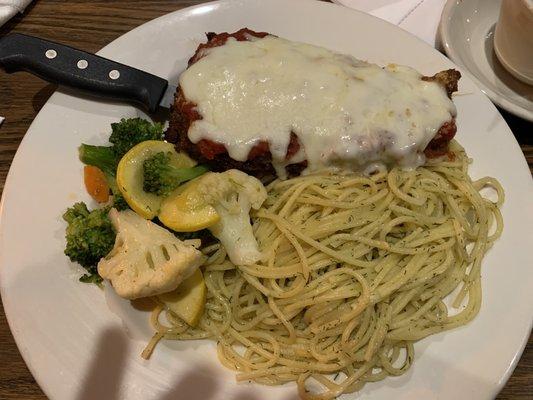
<box><xmin>166</xmin><ymin>28</ymin><xmax>461</xmax><ymax>179</ymax></box>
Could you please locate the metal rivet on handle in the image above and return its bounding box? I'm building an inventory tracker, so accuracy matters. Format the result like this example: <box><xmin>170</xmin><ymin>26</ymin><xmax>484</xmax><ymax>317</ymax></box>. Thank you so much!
<box><xmin>45</xmin><ymin>49</ymin><xmax>57</xmax><ymax>59</ymax></box>
<box><xmin>109</xmin><ymin>70</ymin><xmax>120</xmax><ymax>80</ymax></box>
<box><xmin>77</xmin><ymin>59</ymin><xmax>88</xmax><ymax>69</ymax></box>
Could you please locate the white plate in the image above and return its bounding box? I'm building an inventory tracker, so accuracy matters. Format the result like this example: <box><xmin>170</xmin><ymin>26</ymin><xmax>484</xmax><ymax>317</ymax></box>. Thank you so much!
<box><xmin>1</xmin><ymin>1</ymin><xmax>532</xmax><ymax>399</ymax></box>
<box><xmin>440</xmin><ymin>0</ymin><xmax>533</xmax><ymax>122</ymax></box>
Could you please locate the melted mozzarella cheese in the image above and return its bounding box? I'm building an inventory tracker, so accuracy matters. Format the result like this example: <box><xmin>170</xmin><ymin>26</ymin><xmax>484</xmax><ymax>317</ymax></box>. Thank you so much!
<box><xmin>179</xmin><ymin>36</ymin><xmax>457</xmax><ymax>177</ymax></box>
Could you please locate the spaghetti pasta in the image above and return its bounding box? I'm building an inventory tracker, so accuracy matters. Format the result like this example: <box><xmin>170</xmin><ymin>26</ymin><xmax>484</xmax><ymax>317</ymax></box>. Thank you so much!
<box><xmin>145</xmin><ymin>141</ymin><xmax>503</xmax><ymax>399</ymax></box>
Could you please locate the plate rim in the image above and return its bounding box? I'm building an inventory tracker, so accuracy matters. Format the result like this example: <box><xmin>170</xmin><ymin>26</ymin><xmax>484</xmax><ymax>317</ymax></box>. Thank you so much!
<box><xmin>439</xmin><ymin>0</ymin><xmax>533</xmax><ymax>122</ymax></box>
<box><xmin>0</xmin><ymin>1</ymin><xmax>532</xmax><ymax>399</ymax></box>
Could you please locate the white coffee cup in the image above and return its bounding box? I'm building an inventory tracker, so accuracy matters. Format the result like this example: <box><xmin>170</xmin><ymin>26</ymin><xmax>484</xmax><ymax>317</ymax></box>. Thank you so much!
<box><xmin>494</xmin><ymin>0</ymin><xmax>533</xmax><ymax>85</ymax></box>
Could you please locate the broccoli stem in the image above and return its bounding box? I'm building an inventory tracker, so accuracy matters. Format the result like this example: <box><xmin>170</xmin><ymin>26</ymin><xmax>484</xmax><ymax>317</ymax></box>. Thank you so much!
<box><xmin>106</xmin><ymin>176</ymin><xmax>130</xmax><ymax>211</ymax></box>
<box><xmin>78</xmin><ymin>144</ymin><xmax>128</xmax><ymax>210</ymax></box>
<box><xmin>168</xmin><ymin>165</ymin><xmax>209</xmax><ymax>184</ymax></box>
<box><xmin>79</xmin><ymin>144</ymin><xmax>117</xmax><ymax>177</ymax></box>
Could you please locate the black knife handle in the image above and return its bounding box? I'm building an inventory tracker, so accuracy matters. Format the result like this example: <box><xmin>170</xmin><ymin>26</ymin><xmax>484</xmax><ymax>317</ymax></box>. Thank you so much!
<box><xmin>0</xmin><ymin>33</ymin><xmax>168</xmax><ymax>112</ymax></box>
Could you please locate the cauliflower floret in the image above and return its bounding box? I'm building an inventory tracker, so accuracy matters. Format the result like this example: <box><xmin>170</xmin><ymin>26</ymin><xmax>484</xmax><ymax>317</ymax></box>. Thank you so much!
<box><xmin>98</xmin><ymin>208</ymin><xmax>205</xmax><ymax>299</ymax></box>
<box><xmin>197</xmin><ymin>170</ymin><xmax>267</xmax><ymax>265</ymax></box>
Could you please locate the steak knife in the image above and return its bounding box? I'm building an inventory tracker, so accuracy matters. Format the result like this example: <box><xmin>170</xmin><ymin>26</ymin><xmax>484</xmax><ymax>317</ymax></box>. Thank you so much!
<box><xmin>0</xmin><ymin>33</ymin><xmax>177</xmax><ymax>112</ymax></box>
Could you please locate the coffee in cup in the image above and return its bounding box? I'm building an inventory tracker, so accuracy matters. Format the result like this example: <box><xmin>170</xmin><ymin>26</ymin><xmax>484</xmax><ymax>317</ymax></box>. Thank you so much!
<box><xmin>494</xmin><ymin>0</ymin><xmax>533</xmax><ymax>85</ymax></box>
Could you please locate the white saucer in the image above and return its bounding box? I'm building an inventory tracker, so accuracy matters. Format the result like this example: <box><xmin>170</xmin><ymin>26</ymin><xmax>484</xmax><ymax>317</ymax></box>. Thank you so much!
<box><xmin>440</xmin><ymin>0</ymin><xmax>533</xmax><ymax>122</ymax></box>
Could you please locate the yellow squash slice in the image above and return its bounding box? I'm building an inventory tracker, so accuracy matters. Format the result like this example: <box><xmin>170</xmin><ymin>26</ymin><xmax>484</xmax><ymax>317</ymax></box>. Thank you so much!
<box><xmin>158</xmin><ymin>178</ymin><xmax>220</xmax><ymax>232</ymax></box>
<box><xmin>158</xmin><ymin>268</ymin><xmax>206</xmax><ymax>327</ymax></box>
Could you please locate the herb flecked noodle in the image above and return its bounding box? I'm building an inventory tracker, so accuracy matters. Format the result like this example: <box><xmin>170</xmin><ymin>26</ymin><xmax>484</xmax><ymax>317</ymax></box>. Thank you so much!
<box><xmin>143</xmin><ymin>141</ymin><xmax>504</xmax><ymax>400</ymax></box>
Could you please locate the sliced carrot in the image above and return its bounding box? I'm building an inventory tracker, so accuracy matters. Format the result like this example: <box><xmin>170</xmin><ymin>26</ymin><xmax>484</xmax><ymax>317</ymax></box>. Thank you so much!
<box><xmin>84</xmin><ymin>165</ymin><xmax>110</xmax><ymax>203</ymax></box>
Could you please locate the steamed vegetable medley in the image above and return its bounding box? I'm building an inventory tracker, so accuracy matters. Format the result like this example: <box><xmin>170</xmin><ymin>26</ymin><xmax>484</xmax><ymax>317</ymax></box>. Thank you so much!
<box><xmin>63</xmin><ymin>118</ymin><xmax>267</xmax><ymax>326</ymax></box>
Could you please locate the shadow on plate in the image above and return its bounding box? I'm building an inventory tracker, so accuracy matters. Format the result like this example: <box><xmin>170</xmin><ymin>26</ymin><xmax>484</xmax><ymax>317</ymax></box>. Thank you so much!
<box><xmin>32</xmin><ymin>83</ymin><xmax>58</xmax><ymax>113</ymax></box>
<box><xmin>75</xmin><ymin>325</ymin><xmax>299</xmax><ymax>400</ymax></box>
<box><xmin>76</xmin><ymin>326</ymin><xmax>128</xmax><ymax>400</ymax></box>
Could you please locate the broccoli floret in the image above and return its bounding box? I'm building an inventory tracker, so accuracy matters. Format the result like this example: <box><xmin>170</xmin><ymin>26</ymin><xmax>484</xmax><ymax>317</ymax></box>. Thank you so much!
<box><xmin>63</xmin><ymin>202</ymin><xmax>116</xmax><ymax>270</ymax></box>
<box><xmin>109</xmin><ymin>118</ymin><xmax>164</xmax><ymax>159</ymax></box>
<box><xmin>79</xmin><ymin>118</ymin><xmax>164</xmax><ymax>176</ymax></box>
<box><xmin>79</xmin><ymin>268</ymin><xmax>103</xmax><ymax>285</ymax></box>
<box><xmin>79</xmin><ymin>118</ymin><xmax>164</xmax><ymax>208</ymax></box>
<box><xmin>111</xmin><ymin>191</ymin><xmax>130</xmax><ymax>211</ymax></box>
<box><xmin>143</xmin><ymin>151</ymin><xmax>209</xmax><ymax>196</ymax></box>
